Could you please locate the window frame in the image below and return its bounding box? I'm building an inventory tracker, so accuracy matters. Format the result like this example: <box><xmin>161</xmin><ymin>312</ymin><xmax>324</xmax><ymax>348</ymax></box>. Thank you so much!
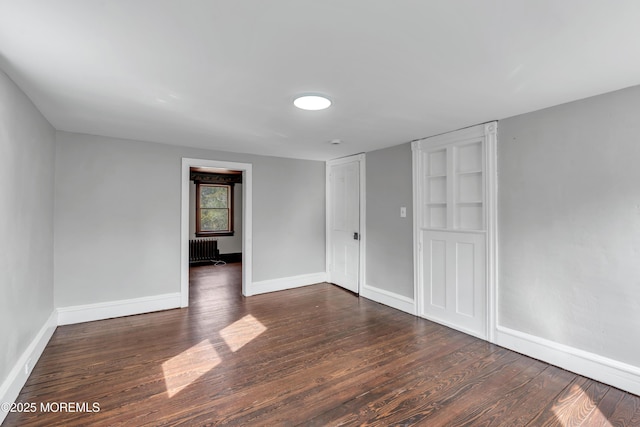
<box><xmin>195</xmin><ymin>182</ymin><xmax>234</xmax><ymax>237</ymax></box>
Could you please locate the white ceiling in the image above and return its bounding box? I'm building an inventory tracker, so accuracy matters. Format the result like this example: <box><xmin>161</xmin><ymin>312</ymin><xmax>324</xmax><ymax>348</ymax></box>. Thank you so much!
<box><xmin>2</xmin><ymin>1</ymin><xmax>640</xmax><ymax>161</ymax></box>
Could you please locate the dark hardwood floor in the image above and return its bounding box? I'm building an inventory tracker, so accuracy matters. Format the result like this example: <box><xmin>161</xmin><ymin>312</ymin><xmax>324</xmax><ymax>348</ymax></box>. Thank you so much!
<box><xmin>4</xmin><ymin>263</ymin><xmax>640</xmax><ymax>426</ymax></box>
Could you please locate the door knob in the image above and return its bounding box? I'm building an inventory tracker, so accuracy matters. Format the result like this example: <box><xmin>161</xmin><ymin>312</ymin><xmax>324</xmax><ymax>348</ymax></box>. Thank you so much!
<box><xmin>353</xmin><ymin>232</ymin><xmax>359</xmax><ymax>240</ymax></box>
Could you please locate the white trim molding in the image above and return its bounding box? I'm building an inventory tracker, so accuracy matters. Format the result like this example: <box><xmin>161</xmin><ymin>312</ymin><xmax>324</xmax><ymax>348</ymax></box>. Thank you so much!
<box><xmin>496</xmin><ymin>325</ymin><xmax>640</xmax><ymax>396</ymax></box>
<box><xmin>361</xmin><ymin>284</ymin><xmax>416</xmax><ymax>316</ymax></box>
<box><xmin>57</xmin><ymin>293</ymin><xmax>182</xmax><ymax>326</ymax></box>
<box><xmin>0</xmin><ymin>311</ymin><xmax>57</xmax><ymax>425</ymax></box>
<box><xmin>484</xmin><ymin>122</ymin><xmax>498</xmax><ymax>343</ymax></box>
<box><xmin>411</xmin><ymin>138</ymin><xmax>421</xmax><ymax>318</ymax></box>
<box><xmin>250</xmin><ymin>272</ymin><xmax>328</xmax><ymax>296</ymax></box>
<box><xmin>181</xmin><ymin>158</ymin><xmax>253</xmax><ymax>304</ymax></box>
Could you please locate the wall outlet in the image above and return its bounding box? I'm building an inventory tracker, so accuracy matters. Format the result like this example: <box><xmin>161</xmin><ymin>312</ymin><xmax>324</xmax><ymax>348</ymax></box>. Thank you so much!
<box><xmin>400</xmin><ymin>207</ymin><xmax>407</xmax><ymax>218</ymax></box>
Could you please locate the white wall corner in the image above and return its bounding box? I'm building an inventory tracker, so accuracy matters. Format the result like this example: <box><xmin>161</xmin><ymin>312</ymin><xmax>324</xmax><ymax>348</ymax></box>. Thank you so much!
<box><xmin>0</xmin><ymin>310</ymin><xmax>57</xmax><ymax>424</ymax></box>
<box><xmin>361</xmin><ymin>283</ymin><xmax>416</xmax><ymax>316</ymax></box>
<box><xmin>57</xmin><ymin>293</ymin><xmax>182</xmax><ymax>326</ymax></box>
<box><xmin>249</xmin><ymin>272</ymin><xmax>328</xmax><ymax>296</ymax></box>
<box><xmin>496</xmin><ymin>325</ymin><xmax>640</xmax><ymax>396</ymax></box>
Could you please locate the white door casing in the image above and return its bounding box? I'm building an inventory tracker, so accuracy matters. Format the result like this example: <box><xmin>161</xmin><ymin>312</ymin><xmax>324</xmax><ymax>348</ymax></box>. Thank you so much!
<box><xmin>412</xmin><ymin>123</ymin><xmax>497</xmax><ymax>341</ymax></box>
<box><xmin>326</xmin><ymin>154</ymin><xmax>366</xmax><ymax>294</ymax></box>
<box><xmin>181</xmin><ymin>158</ymin><xmax>253</xmax><ymax>304</ymax></box>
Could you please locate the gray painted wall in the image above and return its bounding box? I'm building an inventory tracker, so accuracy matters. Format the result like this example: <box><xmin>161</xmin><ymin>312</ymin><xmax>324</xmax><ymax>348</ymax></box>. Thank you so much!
<box><xmin>54</xmin><ymin>132</ymin><xmax>325</xmax><ymax>307</ymax></box>
<box><xmin>0</xmin><ymin>71</ymin><xmax>55</xmax><ymax>383</ymax></box>
<box><xmin>366</xmin><ymin>143</ymin><xmax>414</xmax><ymax>298</ymax></box>
<box><xmin>499</xmin><ymin>85</ymin><xmax>640</xmax><ymax>367</ymax></box>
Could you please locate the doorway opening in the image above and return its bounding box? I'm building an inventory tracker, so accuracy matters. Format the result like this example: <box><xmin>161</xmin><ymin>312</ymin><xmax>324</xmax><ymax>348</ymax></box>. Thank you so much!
<box><xmin>181</xmin><ymin>158</ymin><xmax>253</xmax><ymax>307</ymax></box>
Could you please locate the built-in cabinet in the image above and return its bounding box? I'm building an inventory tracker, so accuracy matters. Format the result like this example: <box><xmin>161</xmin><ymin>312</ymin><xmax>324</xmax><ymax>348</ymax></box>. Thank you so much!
<box><xmin>413</xmin><ymin>122</ymin><xmax>497</xmax><ymax>340</ymax></box>
<box><xmin>423</xmin><ymin>139</ymin><xmax>485</xmax><ymax>231</ymax></box>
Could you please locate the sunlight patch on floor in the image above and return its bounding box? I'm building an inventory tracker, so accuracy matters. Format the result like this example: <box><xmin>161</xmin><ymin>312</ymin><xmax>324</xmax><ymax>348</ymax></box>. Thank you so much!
<box><xmin>552</xmin><ymin>384</ymin><xmax>612</xmax><ymax>426</ymax></box>
<box><xmin>220</xmin><ymin>314</ymin><xmax>267</xmax><ymax>352</ymax></box>
<box><xmin>162</xmin><ymin>340</ymin><xmax>221</xmax><ymax>398</ymax></box>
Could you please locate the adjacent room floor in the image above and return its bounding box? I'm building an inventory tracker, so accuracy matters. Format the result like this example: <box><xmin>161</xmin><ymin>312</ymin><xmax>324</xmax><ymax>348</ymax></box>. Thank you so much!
<box><xmin>5</xmin><ymin>263</ymin><xmax>640</xmax><ymax>426</ymax></box>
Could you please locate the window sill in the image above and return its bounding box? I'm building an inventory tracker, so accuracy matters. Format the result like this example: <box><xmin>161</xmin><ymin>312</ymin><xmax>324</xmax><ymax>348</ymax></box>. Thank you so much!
<box><xmin>196</xmin><ymin>232</ymin><xmax>234</xmax><ymax>237</ymax></box>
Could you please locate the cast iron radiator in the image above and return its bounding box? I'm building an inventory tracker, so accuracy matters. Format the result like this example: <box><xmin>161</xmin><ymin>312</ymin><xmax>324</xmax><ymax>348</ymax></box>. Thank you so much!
<box><xmin>189</xmin><ymin>239</ymin><xmax>219</xmax><ymax>263</ymax></box>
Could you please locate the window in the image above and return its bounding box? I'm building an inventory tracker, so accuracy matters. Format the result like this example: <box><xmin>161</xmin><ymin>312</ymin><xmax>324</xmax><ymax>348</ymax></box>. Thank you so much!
<box><xmin>195</xmin><ymin>183</ymin><xmax>234</xmax><ymax>236</ymax></box>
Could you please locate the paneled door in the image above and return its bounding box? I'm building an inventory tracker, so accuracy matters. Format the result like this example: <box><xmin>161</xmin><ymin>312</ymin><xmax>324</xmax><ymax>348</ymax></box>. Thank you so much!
<box><xmin>413</xmin><ymin>123</ymin><xmax>497</xmax><ymax>340</ymax></box>
<box><xmin>327</xmin><ymin>155</ymin><xmax>364</xmax><ymax>293</ymax></box>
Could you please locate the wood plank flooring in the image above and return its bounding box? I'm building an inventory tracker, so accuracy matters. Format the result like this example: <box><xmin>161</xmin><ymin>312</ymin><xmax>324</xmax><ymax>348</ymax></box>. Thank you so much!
<box><xmin>4</xmin><ymin>263</ymin><xmax>640</xmax><ymax>426</ymax></box>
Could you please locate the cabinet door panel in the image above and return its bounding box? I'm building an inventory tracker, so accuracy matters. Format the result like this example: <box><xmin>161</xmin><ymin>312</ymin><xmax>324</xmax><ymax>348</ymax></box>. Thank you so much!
<box><xmin>421</xmin><ymin>230</ymin><xmax>486</xmax><ymax>338</ymax></box>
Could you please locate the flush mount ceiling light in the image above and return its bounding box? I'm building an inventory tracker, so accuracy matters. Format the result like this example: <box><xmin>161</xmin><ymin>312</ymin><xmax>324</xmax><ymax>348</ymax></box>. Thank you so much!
<box><xmin>293</xmin><ymin>94</ymin><xmax>332</xmax><ymax>110</ymax></box>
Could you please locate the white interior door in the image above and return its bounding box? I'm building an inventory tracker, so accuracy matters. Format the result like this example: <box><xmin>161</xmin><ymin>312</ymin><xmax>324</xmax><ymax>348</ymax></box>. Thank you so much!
<box><xmin>327</xmin><ymin>158</ymin><xmax>361</xmax><ymax>293</ymax></box>
<box><xmin>413</xmin><ymin>123</ymin><xmax>497</xmax><ymax>340</ymax></box>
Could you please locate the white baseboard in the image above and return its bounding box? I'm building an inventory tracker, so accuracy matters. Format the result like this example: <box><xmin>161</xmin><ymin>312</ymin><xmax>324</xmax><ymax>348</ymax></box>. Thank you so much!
<box><xmin>361</xmin><ymin>283</ymin><xmax>416</xmax><ymax>315</ymax></box>
<box><xmin>496</xmin><ymin>325</ymin><xmax>640</xmax><ymax>396</ymax></box>
<box><xmin>249</xmin><ymin>272</ymin><xmax>327</xmax><ymax>296</ymax></box>
<box><xmin>57</xmin><ymin>293</ymin><xmax>182</xmax><ymax>326</ymax></box>
<box><xmin>0</xmin><ymin>310</ymin><xmax>57</xmax><ymax>425</ymax></box>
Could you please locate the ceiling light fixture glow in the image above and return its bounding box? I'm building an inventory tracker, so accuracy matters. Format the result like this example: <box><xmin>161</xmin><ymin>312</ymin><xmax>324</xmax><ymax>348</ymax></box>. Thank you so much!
<box><xmin>294</xmin><ymin>95</ymin><xmax>332</xmax><ymax>110</ymax></box>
